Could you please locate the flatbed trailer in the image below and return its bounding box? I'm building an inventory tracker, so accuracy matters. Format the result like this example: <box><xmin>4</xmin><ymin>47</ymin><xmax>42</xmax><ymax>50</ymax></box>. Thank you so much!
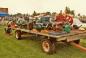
<box><xmin>11</xmin><ymin>27</ymin><xmax>86</xmax><ymax>54</ymax></box>
<box><xmin>14</xmin><ymin>28</ymin><xmax>86</xmax><ymax>41</ymax></box>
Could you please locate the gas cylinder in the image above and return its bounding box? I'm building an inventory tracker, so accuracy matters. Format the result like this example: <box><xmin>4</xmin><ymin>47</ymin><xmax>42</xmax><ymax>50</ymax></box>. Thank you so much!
<box><xmin>63</xmin><ymin>23</ymin><xmax>71</xmax><ymax>33</ymax></box>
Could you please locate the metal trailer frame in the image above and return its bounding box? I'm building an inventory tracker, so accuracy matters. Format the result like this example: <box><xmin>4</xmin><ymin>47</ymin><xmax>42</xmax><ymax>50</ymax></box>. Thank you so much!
<box><xmin>14</xmin><ymin>28</ymin><xmax>86</xmax><ymax>41</ymax></box>
<box><xmin>11</xmin><ymin>27</ymin><xmax>86</xmax><ymax>54</ymax></box>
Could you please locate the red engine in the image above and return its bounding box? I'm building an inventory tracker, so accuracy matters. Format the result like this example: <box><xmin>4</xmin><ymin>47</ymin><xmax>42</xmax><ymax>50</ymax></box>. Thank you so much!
<box><xmin>55</xmin><ymin>14</ymin><xmax>73</xmax><ymax>25</ymax></box>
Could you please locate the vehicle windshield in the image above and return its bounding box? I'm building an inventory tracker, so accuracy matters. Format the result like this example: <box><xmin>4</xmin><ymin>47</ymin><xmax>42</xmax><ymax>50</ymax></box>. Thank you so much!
<box><xmin>36</xmin><ymin>16</ymin><xmax>50</xmax><ymax>23</ymax></box>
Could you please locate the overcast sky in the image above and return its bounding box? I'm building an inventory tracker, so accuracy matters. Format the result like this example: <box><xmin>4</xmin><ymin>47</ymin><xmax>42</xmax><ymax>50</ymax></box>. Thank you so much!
<box><xmin>0</xmin><ymin>0</ymin><xmax>86</xmax><ymax>15</ymax></box>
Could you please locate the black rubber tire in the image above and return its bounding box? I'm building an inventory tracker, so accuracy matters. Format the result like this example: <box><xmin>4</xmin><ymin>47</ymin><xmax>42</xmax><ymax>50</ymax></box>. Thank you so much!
<box><xmin>4</xmin><ymin>28</ymin><xmax>7</xmax><ymax>33</ymax></box>
<box><xmin>4</xmin><ymin>27</ymin><xmax>12</xmax><ymax>34</ymax></box>
<box><xmin>73</xmin><ymin>25</ymin><xmax>79</xmax><ymax>29</ymax></box>
<box><xmin>73</xmin><ymin>39</ymin><xmax>80</xmax><ymax>44</ymax></box>
<box><xmin>49</xmin><ymin>38</ymin><xmax>57</xmax><ymax>53</ymax></box>
<box><xmin>41</xmin><ymin>39</ymin><xmax>56</xmax><ymax>54</ymax></box>
<box><xmin>15</xmin><ymin>30</ymin><xmax>21</xmax><ymax>40</ymax></box>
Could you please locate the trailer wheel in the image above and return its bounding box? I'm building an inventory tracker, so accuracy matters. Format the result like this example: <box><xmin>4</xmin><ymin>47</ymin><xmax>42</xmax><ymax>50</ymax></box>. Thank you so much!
<box><xmin>4</xmin><ymin>27</ymin><xmax>12</xmax><ymax>34</ymax></box>
<box><xmin>15</xmin><ymin>30</ymin><xmax>21</xmax><ymax>40</ymax></box>
<box><xmin>41</xmin><ymin>39</ymin><xmax>56</xmax><ymax>54</ymax></box>
<box><xmin>73</xmin><ymin>39</ymin><xmax>80</xmax><ymax>44</ymax></box>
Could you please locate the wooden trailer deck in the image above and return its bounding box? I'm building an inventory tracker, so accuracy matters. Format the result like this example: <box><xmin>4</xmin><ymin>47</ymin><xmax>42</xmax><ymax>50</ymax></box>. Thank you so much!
<box><xmin>13</xmin><ymin>28</ymin><xmax>86</xmax><ymax>42</ymax></box>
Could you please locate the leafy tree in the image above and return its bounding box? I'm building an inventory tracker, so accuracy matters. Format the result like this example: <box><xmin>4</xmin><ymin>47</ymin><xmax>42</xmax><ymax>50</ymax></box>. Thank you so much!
<box><xmin>70</xmin><ymin>10</ymin><xmax>75</xmax><ymax>16</ymax></box>
<box><xmin>65</xmin><ymin>6</ymin><xmax>75</xmax><ymax>16</ymax></box>
<box><xmin>46</xmin><ymin>12</ymin><xmax>51</xmax><ymax>15</ymax></box>
<box><xmin>32</xmin><ymin>11</ymin><xmax>37</xmax><ymax>16</ymax></box>
<box><xmin>65</xmin><ymin>6</ymin><xmax>70</xmax><ymax>14</ymax></box>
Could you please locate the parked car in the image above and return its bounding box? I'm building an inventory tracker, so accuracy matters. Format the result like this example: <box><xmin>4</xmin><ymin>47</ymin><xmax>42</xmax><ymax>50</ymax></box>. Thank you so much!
<box><xmin>73</xmin><ymin>18</ymin><xmax>86</xmax><ymax>30</ymax></box>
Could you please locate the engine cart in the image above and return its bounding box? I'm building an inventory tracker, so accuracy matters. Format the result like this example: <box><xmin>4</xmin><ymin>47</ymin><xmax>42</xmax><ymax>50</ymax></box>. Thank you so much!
<box><xmin>5</xmin><ymin>14</ymin><xmax>86</xmax><ymax>54</ymax></box>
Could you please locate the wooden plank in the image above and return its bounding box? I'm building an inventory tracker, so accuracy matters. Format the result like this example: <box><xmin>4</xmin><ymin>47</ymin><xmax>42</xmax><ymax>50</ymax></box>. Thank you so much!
<box><xmin>13</xmin><ymin>28</ymin><xmax>86</xmax><ymax>40</ymax></box>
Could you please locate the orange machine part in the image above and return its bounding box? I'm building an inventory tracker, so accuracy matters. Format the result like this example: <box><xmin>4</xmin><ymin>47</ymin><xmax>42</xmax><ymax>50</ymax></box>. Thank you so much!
<box><xmin>70</xmin><ymin>42</ymin><xmax>86</xmax><ymax>52</ymax></box>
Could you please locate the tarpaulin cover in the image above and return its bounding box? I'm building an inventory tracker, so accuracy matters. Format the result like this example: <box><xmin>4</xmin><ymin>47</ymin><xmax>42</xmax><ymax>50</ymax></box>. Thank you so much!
<box><xmin>0</xmin><ymin>12</ymin><xmax>9</xmax><ymax>16</ymax></box>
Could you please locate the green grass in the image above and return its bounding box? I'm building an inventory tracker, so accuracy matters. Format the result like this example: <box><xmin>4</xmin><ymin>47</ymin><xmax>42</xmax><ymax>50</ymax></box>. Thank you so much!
<box><xmin>0</xmin><ymin>25</ymin><xmax>86</xmax><ymax>58</ymax></box>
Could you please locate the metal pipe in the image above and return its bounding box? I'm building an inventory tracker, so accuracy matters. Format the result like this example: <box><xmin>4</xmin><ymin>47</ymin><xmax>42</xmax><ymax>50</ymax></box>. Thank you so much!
<box><xmin>70</xmin><ymin>42</ymin><xmax>86</xmax><ymax>52</ymax></box>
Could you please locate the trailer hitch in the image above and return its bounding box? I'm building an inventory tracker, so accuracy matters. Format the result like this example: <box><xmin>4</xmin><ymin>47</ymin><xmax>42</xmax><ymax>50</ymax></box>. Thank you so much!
<box><xmin>70</xmin><ymin>42</ymin><xmax>86</xmax><ymax>52</ymax></box>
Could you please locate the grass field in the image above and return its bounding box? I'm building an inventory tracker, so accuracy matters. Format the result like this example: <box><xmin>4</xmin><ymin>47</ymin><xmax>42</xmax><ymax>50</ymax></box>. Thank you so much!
<box><xmin>0</xmin><ymin>25</ymin><xmax>86</xmax><ymax>58</ymax></box>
